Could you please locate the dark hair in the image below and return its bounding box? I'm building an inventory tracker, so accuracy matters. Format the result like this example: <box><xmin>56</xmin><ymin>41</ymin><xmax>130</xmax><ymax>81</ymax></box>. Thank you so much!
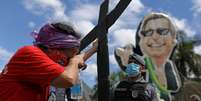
<box><xmin>37</xmin><ymin>44</ymin><xmax>48</xmax><ymax>50</ymax></box>
<box><xmin>51</xmin><ymin>22</ymin><xmax>81</xmax><ymax>39</ymax></box>
<box><xmin>134</xmin><ymin>22</ymin><xmax>143</xmax><ymax>56</ymax></box>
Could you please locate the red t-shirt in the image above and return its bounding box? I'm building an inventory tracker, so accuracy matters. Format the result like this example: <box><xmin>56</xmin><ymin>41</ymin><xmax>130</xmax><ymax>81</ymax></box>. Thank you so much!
<box><xmin>0</xmin><ymin>45</ymin><xmax>65</xmax><ymax>101</ymax></box>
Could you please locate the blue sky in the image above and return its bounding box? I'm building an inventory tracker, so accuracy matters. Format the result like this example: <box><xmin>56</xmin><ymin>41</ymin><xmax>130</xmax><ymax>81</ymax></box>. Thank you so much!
<box><xmin>0</xmin><ymin>0</ymin><xmax>201</xmax><ymax>87</ymax></box>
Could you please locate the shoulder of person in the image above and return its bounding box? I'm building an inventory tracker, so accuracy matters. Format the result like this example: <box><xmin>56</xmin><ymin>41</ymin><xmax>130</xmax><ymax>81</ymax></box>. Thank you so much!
<box><xmin>20</xmin><ymin>45</ymin><xmax>39</xmax><ymax>51</ymax></box>
<box><xmin>16</xmin><ymin>45</ymin><xmax>43</xmax><ymax>54</ymax></box>
<box><xmin>11</xmin><ymin>45</ymin><xmax>47</xmax><ymax>60</ymax></box>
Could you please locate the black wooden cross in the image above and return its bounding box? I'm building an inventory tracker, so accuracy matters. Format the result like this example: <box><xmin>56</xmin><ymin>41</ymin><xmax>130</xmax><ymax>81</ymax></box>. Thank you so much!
<box><xmin>79</xmin><ymin>0</ymin><xmax>132</xmax><ymax>101</ymax></box>
<box><xmin>97</xmin><ymin>0</ymin><xmax>109</xmax><ymax>101</ymax></box>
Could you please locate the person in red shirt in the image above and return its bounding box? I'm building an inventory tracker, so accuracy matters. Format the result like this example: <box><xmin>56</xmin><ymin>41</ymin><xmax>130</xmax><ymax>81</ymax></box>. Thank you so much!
<box><xmin>0</xmin><ymin>22</ymin><xmax>96</xmax><ymax>101</ymax></box>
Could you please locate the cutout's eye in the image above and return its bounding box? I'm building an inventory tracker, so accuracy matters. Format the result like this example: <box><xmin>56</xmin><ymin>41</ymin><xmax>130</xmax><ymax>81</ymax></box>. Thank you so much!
<box><xmin>141</xmin><ymin>30</ymin><xmax>153</xmax><ymax>37</ymax></box>
<box><xmin>157</xmin><ymin>28</ymin><xmax>170</xmax><ymax>36</ymax></box>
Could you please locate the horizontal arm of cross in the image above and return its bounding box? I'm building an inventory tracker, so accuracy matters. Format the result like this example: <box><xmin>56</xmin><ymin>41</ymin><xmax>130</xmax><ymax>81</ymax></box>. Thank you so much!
<box><xmin>79</xmin><ymin>0</ymin><xmax>132</xmax><ymax>52</ymax></box>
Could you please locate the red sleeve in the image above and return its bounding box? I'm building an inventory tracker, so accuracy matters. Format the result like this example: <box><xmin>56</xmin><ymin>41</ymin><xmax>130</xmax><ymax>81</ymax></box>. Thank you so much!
<box><xmin>7</xmin><ymin>46</ymin><xmax>65</xmax><ymax>86</ymax></box>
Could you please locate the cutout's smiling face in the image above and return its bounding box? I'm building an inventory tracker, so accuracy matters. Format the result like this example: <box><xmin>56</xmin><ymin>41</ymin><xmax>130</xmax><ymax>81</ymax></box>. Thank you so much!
<box><xmin>139</xmin><ymin>18</ymin><xmax>175</xmax><ymax>58</ymax></box>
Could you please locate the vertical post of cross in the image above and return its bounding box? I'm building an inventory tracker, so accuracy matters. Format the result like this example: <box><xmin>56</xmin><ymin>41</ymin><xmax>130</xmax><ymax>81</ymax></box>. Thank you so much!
<box><xmin>97</xmin><ymin>0</ymin><xmax>110</xmax><ymax>101</ymax></box>
<box><xmin>79</xmin><ymin>0</ymin><xmax>132</xmax><ymax>100</ymax></box>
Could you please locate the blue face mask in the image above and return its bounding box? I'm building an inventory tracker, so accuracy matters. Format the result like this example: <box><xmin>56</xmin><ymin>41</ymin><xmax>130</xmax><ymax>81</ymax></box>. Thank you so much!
<box><xmin>125</xmin><ymin>63</ymin><xmax>141</xmax><ymax>77</ymax></box>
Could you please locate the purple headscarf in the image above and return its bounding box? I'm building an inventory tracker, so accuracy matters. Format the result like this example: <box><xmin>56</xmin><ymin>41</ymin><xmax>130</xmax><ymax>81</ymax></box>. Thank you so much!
<box><xmin>33</xmin><ymin>23</ymin><xmax>80</xmax><ymax>49</ymax></box>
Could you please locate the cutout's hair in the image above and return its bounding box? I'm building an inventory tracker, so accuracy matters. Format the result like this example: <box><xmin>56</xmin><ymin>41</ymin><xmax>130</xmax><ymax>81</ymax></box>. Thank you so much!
<box><xmin>138</xmin><ymin>12</ymin><xmax>177</xmax><ymax>37</ymax></box>
<box><xmin>134</xmin><ymin>21</ymin><xmax>143</xmax><ymax>56</ymax></box>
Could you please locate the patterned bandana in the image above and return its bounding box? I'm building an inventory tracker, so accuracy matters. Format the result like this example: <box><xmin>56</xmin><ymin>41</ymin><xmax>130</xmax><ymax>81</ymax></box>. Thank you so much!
<box><xmin>33</xmin><ymin>23</ymin><xmax>80</xmax><ymax>49</ymax></box>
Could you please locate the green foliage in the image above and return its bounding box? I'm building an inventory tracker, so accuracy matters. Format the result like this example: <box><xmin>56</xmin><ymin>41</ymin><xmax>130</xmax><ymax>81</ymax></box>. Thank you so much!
<box><xmin>109</xmin><ymin>71</ymin><xmax>126</xmax><ymax>86</ymax></box>
<box><xmin>172</xmin><ymin>30</ymin><xmax>201</xmax><ymax>80</ymax></box>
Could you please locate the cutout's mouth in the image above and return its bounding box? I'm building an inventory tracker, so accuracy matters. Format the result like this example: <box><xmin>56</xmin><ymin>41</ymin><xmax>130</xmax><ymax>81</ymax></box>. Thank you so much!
<box><xmin>147</xmin><ymin>43</ymin><xmax>165</xmax><ymax>48</ymax></box>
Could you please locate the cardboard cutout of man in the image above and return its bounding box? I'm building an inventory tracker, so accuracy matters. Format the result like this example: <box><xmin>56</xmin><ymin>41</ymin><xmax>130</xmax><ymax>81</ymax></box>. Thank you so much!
<box><xmin>137</xmin><ymin>12</ymin><xmax>182</xmax><ymax>101</ymax></box>
<box><xmin>114</xmin><ymin>12</ymin><xmax>182</xmax><ymax>101</ymax></box>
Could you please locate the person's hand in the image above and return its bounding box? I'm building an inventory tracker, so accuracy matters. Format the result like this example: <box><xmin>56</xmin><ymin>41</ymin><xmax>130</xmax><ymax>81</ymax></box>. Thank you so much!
<box><xmin>69</xmin><ymin>54</ymin><xmax>84</xmax><ymax>65</ymax></box>
<box><xmin>78</xmin><ymin>63</ymin><xmax>87</xmax><ymax>70</ymax></box>
<box><xmin>69</xmin><ymin>53</ymin><xmax>87</xmax><ymax>70</ymax></box>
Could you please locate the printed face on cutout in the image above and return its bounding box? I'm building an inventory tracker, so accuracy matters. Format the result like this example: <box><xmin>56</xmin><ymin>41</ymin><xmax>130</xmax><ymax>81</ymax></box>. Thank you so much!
<box><xmin>139</xmin><ymin>18</ymin><xmax>175</xmax><ymax>59</ymax></box>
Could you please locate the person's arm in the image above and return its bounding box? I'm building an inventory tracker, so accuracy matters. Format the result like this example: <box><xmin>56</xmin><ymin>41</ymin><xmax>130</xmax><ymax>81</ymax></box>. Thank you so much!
<box><xmin>51</xmin><ymin>54</ymin><xmax>84</xmax><ymax>88</ymax></box>
<box><xmin>79</xmin><ymin>40</ymin><xmax>98</xmax><ymax>70</ymax></box>
<box><xmin>52</xmin><ymin>40</ymin><xmax>98</xmax><ymax>88</ymax></box>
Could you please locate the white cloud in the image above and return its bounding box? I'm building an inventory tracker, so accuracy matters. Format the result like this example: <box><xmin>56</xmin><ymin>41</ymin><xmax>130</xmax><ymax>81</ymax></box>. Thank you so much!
<box><xmin>68</xmin><ymin>4</ymin><xmax>99</xmax><ymax>37</ymax></box>
<box><xmin>127</xmin><ymin>0</ymin><xmax>145</xmax><ymax>13</ymax></box>
<box><xmin>194</xmin><ymin>45</ymin><xmax>201</xmax><ymax>55</ymax></box>
<box><xmin>112</xmin><ymin>29</ymin><xmax>136</xmax><ymax>46</ymax></box>
<box><xmin>67</xmin><ymin>3</ymin><xmax>100</xmax><ymax>38</ymax></box>
<box><xmin>109</xmin><ymin>0</ymin><xmax>144</xmax><ymax>13</ymax></box>
<box><xmin>23</xmin><ymin>0</ymin><xmax>68</xmax><ymax>21</ymax></box>
<box><xmin>0</xmin><ymin>47</ymin><xmax>12</xmax><ymax>61</ymax></box>
<box><xmin>82</xmin><ymin>63</ymin><xmax>97</xmax><ymax>77</ymax></box>
<box><xmin>74</xmin><ymin>20</ymin><xmax>95</xmax><ymax>36</ymax></box>
<box><xmin>70</xmin><ymin>4</ymin><xmax>99</xmax><ymax>22</ymax></box>
<box><xmin>0</xmin><ymin>47</ymin><xmax>13</xmax><ymax>70</ymax></box>
<box><xmin>23</xmin><ymin>0</ymin><xmax>99</xmax><ymax>37</ymax></box>
<box><xmin>172</xmin><ymin>17</ymin><xmax>196</xmax><ymax>37</ymax></box>
<box><xmin>109</xmin><ymin>19</ymin><xmax>129</xmax><ymax>32</ymax></box>
<box><xmin>192</xmin><ymin>0</ymin><xmax>201</xmax><ymax>16</ymax></box>
<box><xmin>109</xmin><ymin>0</ymin><xmax>145</xmax><ymax>32</ymax></box>
<box><xmin>28</xmin><ymin>21</ymin><xmax>36</xmax><ymax>28</ymax></box>
<box><xmin>109</xmin><ymin>54</ymin><xmax>117</xmax><ymax>65</ymax></box>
